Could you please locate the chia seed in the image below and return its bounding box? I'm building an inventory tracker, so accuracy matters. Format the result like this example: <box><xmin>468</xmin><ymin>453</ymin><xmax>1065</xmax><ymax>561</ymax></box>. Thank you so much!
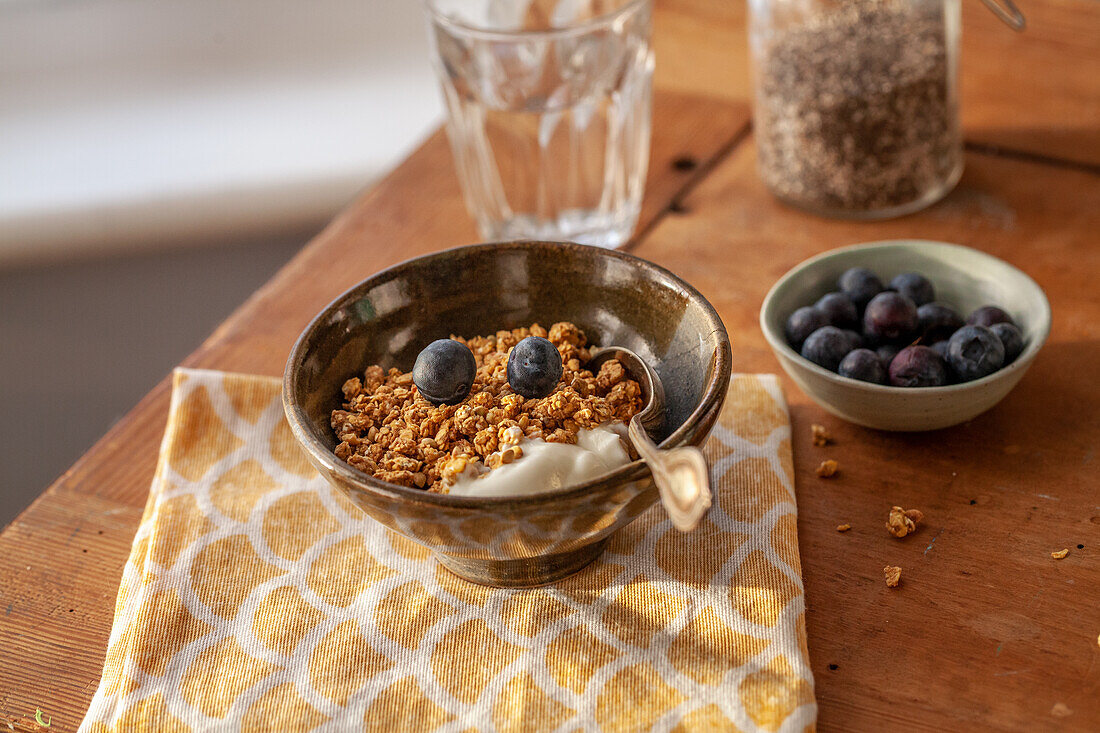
<box><xmin>753</xmin><ymin>0</ymin><xmax>961</xmax><ymax>216</ymax></box>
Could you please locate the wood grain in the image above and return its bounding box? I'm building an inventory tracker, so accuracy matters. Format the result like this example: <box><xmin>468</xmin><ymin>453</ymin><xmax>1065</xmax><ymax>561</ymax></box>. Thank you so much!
<box><xmin>652</xmin><ymin>0</ymin><xmax>1100</xmax><ymax>166</ymax></box>
<box><xmin>2</xmin><ymin>1</ymin><xmax>1099</xmax><ymax>726</ymax></box>
<box><xmin>630</xmin><ymin>138</ymin><xmax>1100</xmax><ymax>731</ymax></box>
<box><xmin>0</xmin><ymin>90</ymin><xmax>749</xmax><ymax>732</ymax></box>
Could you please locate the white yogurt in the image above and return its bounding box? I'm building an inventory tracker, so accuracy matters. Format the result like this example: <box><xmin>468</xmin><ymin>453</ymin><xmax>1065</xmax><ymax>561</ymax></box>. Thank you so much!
<box><xmin>447</xmin><ymin>423</ymin><xmax>632</xmax><ymax>497</ymax></box>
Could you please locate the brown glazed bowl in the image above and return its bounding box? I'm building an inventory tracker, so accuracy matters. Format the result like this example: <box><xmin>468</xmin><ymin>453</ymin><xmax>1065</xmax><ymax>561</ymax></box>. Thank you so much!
<box><xmin>283</xmin><ymin>241</ymin><xmax>731</xmax><ymax>587</ymax></box>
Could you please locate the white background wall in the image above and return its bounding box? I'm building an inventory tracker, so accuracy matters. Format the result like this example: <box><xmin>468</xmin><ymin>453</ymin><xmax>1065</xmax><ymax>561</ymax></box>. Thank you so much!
<box><xmin>0</xmin><ymin>0</ymin><xmax>444</xmax><ymax>522</ymax></box>
<box><xmin>0</xmin><ymin>0</ymin><xmax>442</xmax><ymax>264</ymax></box>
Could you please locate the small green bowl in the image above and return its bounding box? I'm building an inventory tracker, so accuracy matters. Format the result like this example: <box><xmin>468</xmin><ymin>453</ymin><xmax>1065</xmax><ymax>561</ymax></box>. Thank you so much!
<box><xmin>760</xmin><ymin>240</ymin><xmax>1051</xmax><ymax>431</ymax></box>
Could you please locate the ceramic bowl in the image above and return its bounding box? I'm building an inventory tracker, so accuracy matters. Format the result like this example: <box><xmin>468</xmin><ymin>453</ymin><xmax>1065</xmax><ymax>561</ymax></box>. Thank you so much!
<box><xmin>760</xmin><ymin>240</ymin><xmax>1050</xmax><ymax>431</ymax></box>
<box><xmin>284</xmin><ymin>241</ymin><xmax>731</xmax><ymax>587</ymax></box>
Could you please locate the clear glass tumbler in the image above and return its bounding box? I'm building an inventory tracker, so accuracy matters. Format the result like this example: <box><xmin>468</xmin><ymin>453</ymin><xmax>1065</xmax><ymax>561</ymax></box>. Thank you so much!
<box><xmin>425</xmin><ymin>0</ymin><xmax>654</xmax><ymax>249</ymax></box>
<box><xmin>749</xmin><ymin>0</ymin><xmax>963</xmax><ymax>219</ymax></box>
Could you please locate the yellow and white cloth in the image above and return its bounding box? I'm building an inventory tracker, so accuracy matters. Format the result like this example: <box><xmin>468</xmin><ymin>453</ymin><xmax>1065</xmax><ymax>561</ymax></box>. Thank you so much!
<box><xmin>81</xmin><ymin>369</ymin><xmax>815</xmax><ymax>732</ymax></box>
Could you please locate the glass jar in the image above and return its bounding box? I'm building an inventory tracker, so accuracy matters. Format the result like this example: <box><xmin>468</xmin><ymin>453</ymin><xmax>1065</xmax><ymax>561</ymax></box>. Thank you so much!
<box><xmin>749</xmin><ymin>0</ymin><xmax>963</xmax><ymax>219</ymax></box>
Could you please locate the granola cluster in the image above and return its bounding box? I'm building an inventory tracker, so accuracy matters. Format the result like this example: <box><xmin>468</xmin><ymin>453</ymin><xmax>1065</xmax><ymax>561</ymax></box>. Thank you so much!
<box><xmin>883</xmin><ymin>565</ymin><xmax>902</xmax><ymax>588</ymax></box>
<box><xmin>886</xmin><ymin>506</ymin><xmax>925</xmax><ymax>538</ymax></box>
<box><xmin>330</xmin><ymin>322</ymin><xmax>643</xmax><ymax>492</ymax></box>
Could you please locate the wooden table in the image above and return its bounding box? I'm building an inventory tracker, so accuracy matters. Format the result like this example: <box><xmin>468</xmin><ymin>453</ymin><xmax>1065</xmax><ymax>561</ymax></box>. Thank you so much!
<box><xmin>3</xmin><ymin>2</ymin><xmax>1098</xmax><ymax>730</ymax></box>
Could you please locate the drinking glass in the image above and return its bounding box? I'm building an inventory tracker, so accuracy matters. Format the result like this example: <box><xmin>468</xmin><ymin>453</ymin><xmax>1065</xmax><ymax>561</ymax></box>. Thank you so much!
<box><xmin>425</xmin><ymin>0</ymin><xmax>654</xmax><ymax>249</ymax></box>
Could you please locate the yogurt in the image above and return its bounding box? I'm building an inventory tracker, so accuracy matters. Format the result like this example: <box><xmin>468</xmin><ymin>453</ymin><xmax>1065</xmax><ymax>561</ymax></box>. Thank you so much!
<box><xmin>447</xmin><ymin>423</ymin><xmax>632</xmax><ymax>497</ymax></box>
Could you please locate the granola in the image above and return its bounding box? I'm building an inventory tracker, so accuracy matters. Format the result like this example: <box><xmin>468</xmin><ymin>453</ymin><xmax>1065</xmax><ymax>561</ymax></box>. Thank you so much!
<box><xmin>815</xmin><ymin>459</ymin><xmax>839</xmax><ymax>478</ymax></box>
<box><xmin>1051</xmin><ymin>548</ymin><xmax>1070</xmax><ymax>560</ymax></box>
<box><xmin>884</xmin><ymin>565</ymin><xmax>902</xmax><ymax>588</ymax></box>
<box><xmin>811</xmin><ymin>424</ymin><xmax>831</xmax><ymax>447</ymax></box>
<box><xmin>836</xmin><ymin>523</ymin><xmax>851</xmax><ymax>532</ymax></box>
<box><xmin>886</xmin><ymin>506</ymin><xmax>924</xmax><ymax>538</ymax></box>
<box><xmin>330</xmin><ymin>322</ymin><xmax>643</xmax><ymax>492</ymax></box>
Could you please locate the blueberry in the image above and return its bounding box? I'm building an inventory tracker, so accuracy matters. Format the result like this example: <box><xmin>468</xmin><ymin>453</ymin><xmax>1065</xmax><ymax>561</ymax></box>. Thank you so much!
<box><xmin>841</xmin><ymin>329</ymin><xmax>864</xmax><ymax>351</ymax></box>
<box><xmin>507</xmin><ymin>336</ymin><xmax>563</xmax><ymax>398</ymax></box>
<box><xmin>917</xmin><ymin>302</ymin><xmax>964</xmax><ymax>342</ymax></box>
<box><xmin>838</xmin><ymin>267</ymin><xmax>884</xmax><ymax>310</ymax></box>
<box><xmin>412</xmin><ymin>339</ymin><xmax>477</xmax><ymax>405</ymax></box>
<box><xmin>876</xmin><ymin>343</ymin><xmax>901</xmax><ymax>366</ymax></box>
<box><xmin>814</xmin><ymin>292</ymin><xmax>858</xmax><ymax>328</ymax></box>
<box><xmin>785</xmin><ymin>306</ymin><xmax>828</xmax><ymax>350</ymax></box>
<box><xmin>801</xmin><ymin>326</ymin><xmax>854</xmax><ymax>372</ymax></box>
<box><xmin>946</xmin><ymin>325</ymin><xmax>1005</xmax><ymax>382</ymax></box>
<box><xmin>990</xmin><ymin>322</ymin><xmax>1024</xmax><ymax>364</ymax></box>
<box><xmin>889</xmin><ymin>273</ymin><xmax>935</xmax><ymax>306</ymax></box>
<box><xmin>889</xmin><ymin>345</ymin><xmax>948</xmax><ymax>387</ymax></box>
<box><xmin>930</xmin><ymin>340</ymin><xmax>950</xmax><ymax>359</ymax></box>
<box><xmin>863</xmin><ymin>292</ymin><xmax>919</xmax><ymax>343</ymax></box>
<box><xmin>966</xmin><ymin>305</ymin><xmax>1015</xmax><ymax>328</ymax></box>
<box><xmin>839</xmin><ymin>348</ymin><xmax>888</xmax><ymax>384</ymax></box>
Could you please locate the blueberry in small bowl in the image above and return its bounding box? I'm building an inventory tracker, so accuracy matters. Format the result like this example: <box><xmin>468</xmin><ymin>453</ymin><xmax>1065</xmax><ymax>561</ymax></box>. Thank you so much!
<box><xmin>760</xmin><ymin>240</ymin><xmax>1050</xmax><ymax>431</ymax></box>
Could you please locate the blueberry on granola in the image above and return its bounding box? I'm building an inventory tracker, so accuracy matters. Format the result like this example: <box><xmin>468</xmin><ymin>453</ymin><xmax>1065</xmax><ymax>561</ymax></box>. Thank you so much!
<box><xmin>412</xmin><ymin>339</ymin><xmax>477</xmax><ymax>405</ymax></box>
<box><xmin>507</xmin><ymin>336</ymin><xmax>563</xmax><ymax>398</ymax></box>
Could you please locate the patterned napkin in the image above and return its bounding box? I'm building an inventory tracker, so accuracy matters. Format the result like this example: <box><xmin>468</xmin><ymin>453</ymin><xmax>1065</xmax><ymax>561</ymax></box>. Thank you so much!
<box><xmin>81</xmin><ymin>368</ymin><xmax>815</xmax><ymax>732</ymax></box>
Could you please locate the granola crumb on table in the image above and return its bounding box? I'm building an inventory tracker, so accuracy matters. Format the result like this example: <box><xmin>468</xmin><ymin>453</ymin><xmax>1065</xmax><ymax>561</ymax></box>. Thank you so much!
<box><xmin>815</xmin><ymin>459</ymin><xmax>839</xmax><ymax>478</ymax></box>
<box><xmin>886</xmin><ymin>506</ymin><xmax>924</xmax><ymax>538</ymax></box>
<box><xmin>836</xmin><ymin>523</ymin><xmax>851</xmax><ymax>532</ymax></box>
<box><xmin>811</xmin><ymin>423</ymin><xmax>831</xmax><ymax>446</ymax></box>
<box><xmin>884</xmin><ymin>565</ymin><xmax>902</xmax><ymax>588</ymax></box>
<box><xmin>330</xmin><ymin>322</ymin><xmax>643</xmax><ymax>493</ymax></box>
<box><xmin>1051</xmin><ymin>548</ymin><xmax>1070</xmax><ymax>559</ymax></box>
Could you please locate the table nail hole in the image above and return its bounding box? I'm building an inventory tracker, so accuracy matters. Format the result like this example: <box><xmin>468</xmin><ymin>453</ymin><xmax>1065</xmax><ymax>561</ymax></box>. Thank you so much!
<box><xmin>828</xmin><ymin>663</ymin><xmax>838</xmax><ymax>671</ymax></box>
<box><xmin>672</xmin><ymin>155</ymin><xmax>698</xmax><ymax>171</ymax></box>
<box><xmin>969</xmin><ymin>499</ymin><xmax>977</xmax><ymax>505</ymax></box>
<box><xmin>1077</xmin><ymin>544</ymin><xmax>1084</xmax><ymax>549</ymax></box>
